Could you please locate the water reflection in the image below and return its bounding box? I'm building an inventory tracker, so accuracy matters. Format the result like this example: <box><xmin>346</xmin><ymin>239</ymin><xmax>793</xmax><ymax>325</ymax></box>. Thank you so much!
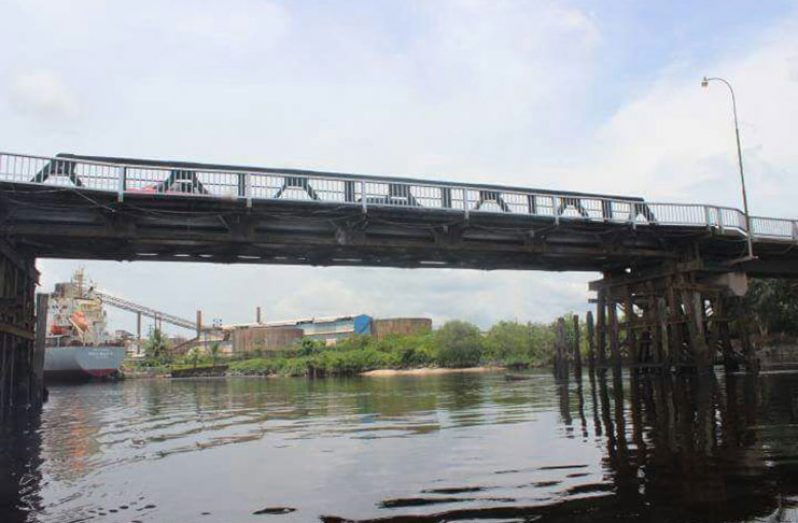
<box><xmin>1</xmin><ymin>371</ymin><xmax>798</xmax><ymax>522</ymax></box>
<box><xmin>0</xmin><ymin>414</ymin><xmax>43</xmax><ymax>523</ymax></box>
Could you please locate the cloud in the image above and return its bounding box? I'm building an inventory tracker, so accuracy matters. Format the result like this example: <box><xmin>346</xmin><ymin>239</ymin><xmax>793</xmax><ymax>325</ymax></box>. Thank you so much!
<box><xmin>4</xmin><ymin>2</ymin><xmax>797</xmax><ymax>332</ymax></box>
<box><xmin>175</xmin><ymin>2</ymin><xmax>290</xmax><ymax>49</ymax></box>
<box><xmin>573</xmin><ymin>20</ymin><xmax>798</xmax><ymax>217</ymax></box>
<box><xmin>7</xmin><ymin>71</ymin><xmax>79</xmax><ymax>119</ymax></box>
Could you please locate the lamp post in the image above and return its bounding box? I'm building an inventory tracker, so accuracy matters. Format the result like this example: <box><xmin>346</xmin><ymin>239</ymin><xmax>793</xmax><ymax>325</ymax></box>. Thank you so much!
<box><xmin>701</xmin><ymin>76</ymin><xmax>754</xmax><ymax>259</ymax></box>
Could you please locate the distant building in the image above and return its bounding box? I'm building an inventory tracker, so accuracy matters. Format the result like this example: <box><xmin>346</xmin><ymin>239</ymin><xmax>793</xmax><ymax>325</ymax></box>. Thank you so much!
<box><xmin>220</xmin><ymin>314</ymin><xmax>432</xmax><ymax>354</ymax></box>
<box><xmin>296</xmin><ymin>315</ymin><xmax>373</xmax><ymax>345</ymax></box>
<box><xmin>230</xmin><ymin>325</ymin><xmax>304</xmax><ymax>353</ymax></box>
<box><xmin>372</xmin><ymin>318</ymin><xmax>432</xmax><ymax>339</ymax></box>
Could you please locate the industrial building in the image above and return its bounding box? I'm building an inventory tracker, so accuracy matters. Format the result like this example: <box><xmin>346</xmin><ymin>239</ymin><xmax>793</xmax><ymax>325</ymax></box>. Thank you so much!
<box><xmin>222</xmin><ymin>315</ymin><xmax>432</xmax><ymax>354</ymax></box>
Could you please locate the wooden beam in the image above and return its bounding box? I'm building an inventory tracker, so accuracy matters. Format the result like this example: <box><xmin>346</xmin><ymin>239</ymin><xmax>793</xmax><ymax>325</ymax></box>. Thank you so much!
<box><xmin>0</xmin><ymin>322</ymin><xmax>34</xmax><ymax>340</ymax></box>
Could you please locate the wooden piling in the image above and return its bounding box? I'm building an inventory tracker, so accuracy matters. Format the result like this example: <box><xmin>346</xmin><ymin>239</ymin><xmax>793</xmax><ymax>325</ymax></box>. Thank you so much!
<box><xmin>554</xmin><ymin>317</ymin><xmax>569</xmax><ymax>381</ymax></box>
<box><xmin>666</xmin><ymin>277</ymin><xmax>681</xmax><ymax>366</ymax></box>
<box><xmin>587</xmin><ymin>249</ymin><xmax>763</xmax><ymax>375</ymax></box>
<box><xmin>607</xmin><ymin>290</ymin><xmax>621</xmax><ymax>371</ymax></box>
<box><xmin>596</xmin><ymin>290</ymin><xmax>607</xmax><ymax>369</ymax></box>
<box><xmin>680</xmin><ymin>287</ymin><xmax>710</xmax><ymax>372</ymax></box>
<box><xmin>623</xmin><ymin>288</ymin><xmax>637</xmax><ymax>365</ymax></box>
<box><xmin>0</xmin><ymin>242</ymin><xmax>38</xmax><ymax>418</ymax></box>
<box><xmin>31</xmin><ymin>294</ymin><xmax>48</xmax><ymax>406</ymax></box>
<box><xmin>0</xmin><ymin>334</ymin><xmax>7</xmax><ymax>418</ymax></box>
<box><xmin>739</xmin><ymin>309</ymin><xmax>758</xmax><ymax>372</ymax></box>
<box><xmin>657</xmin><ymin>297</ymin><xmax>670</xmax><ymax>371</ymax></box>
<box><xmin>572</xmin><ymin>314</ymin><xmax>582</xmax><ymax>381</ymax></box>
<box><xmin>716</xmin><ymin>298</ymin><xmax>738</xmax><ymax>372</ymax></box>
<box><xmin>586</xmin><ymin>311</ymin><xmax>596</xmax><ymax>374</ymax></box>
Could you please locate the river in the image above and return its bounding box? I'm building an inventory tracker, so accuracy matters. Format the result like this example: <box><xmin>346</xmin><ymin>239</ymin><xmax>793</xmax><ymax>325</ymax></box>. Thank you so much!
<box><xmin>2</xmin><ymin>370</ymin><xmax>797</xmax><ymax>522</ymax></box>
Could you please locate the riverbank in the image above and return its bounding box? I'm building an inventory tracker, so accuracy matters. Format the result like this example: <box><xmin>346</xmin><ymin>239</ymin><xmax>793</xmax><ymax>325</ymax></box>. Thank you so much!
<box><xmin>128</xmin><ymin>321</ymin><xmax>559</xmax><ymax>380</ymax></box>
<box><xmin>121</xmin><ymin>360</ymin><xmax>508</xmax><ymax>380</ymax></box>
<box><xmin>360</xmin><ymin>366</ymin><xmax>503</xmax><ymax>377</ymax></box>
<box><xmin>121</xmin><ymin>363</ymin><xmax>510</xmax><ymax>380</ymax></box>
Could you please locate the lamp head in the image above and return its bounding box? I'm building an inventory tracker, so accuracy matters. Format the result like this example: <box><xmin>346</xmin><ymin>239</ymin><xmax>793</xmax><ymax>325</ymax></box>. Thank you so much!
<box><xmin>701</xmin><ymin>76</ymin><xmax>709</xmax><ymax>88</ymax></box>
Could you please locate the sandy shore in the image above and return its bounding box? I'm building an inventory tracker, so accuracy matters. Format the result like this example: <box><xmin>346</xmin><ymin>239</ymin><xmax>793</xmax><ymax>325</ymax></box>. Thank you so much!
<box><xmin>360</xmin><ymin>366</ymin><xmax>504</xmax><ymax>377</ymax></box>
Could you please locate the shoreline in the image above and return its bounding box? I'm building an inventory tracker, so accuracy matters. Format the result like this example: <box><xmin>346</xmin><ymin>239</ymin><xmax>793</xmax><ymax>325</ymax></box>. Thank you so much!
<box><xmin>359</xmin><ymin>366</ymin><xmax>504</xmax><ymax>377</ymax></box>
<box><xmin>121</xmin><ymin>365</ymin><xmax>508</xmax><ymax>380</ymax></box>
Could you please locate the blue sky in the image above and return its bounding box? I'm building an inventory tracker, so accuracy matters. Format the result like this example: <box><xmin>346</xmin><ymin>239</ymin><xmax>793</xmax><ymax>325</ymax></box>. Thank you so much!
<box><xmin>2</xmin><ymin>0</ymin><xmax>796</xmax><ymax>332</ymax></box>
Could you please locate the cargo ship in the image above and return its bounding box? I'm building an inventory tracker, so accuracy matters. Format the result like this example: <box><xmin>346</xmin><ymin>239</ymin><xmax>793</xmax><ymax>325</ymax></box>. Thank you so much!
<box><xmin>45</xmin><ymin>270</ymin><xmax>126</xmax><ymax>381</ymax></box>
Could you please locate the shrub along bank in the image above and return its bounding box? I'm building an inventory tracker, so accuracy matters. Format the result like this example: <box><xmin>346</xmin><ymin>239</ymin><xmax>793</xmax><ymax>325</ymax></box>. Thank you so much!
<box><xmin>223</xmin><ymin>318</ymin><xmax>578</xmax><ymax>377</ymax></box>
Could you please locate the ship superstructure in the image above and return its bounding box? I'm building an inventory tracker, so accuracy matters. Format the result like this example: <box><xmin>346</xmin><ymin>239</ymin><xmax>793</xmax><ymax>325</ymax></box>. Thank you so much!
<box><xmin>47</xmin><ymin>269</ymin><xmax>110</xmax><ymax>347</ymax></box>
<box><xmin>44</xmin><ymin>270</ymin><xmax>125</xmax><ymax>380</ymax></box>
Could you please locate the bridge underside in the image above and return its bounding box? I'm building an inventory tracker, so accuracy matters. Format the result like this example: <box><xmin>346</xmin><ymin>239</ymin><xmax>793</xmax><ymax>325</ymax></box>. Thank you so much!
<box><xmin>1</xmin><ymin>183</ymin><xmax>796</xmax><ymax>276</ymax></box>
<box><xmin>0</xmin><ymin>181</ymin><xmax>795</xmax><ymax>412</ymax></box>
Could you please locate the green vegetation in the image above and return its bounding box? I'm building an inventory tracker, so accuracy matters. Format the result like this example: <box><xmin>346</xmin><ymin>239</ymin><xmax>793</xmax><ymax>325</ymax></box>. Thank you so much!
<box><xmin>126</xmin><ymin>316</ymin><xmax>593</xmax><ymax>378</ymax></box>
<box><xmin>435</xmin><ymin>321</ymin><xmax>483</xmax><ymax>367</ymax></box>
<box><xmin>124</xmin><ymin>281</ymin><xmax>798</xmax><ymax>380</ymax></box>
<box><xmin>228</xmin><ymin>333</ymin><xmax>436</xmax><ymax>377</ymax></box>
<box><xmin>484</xmin><ymin>321</ymin><xmax>558</xmax><ymax>368</ymax></box>
<box><xmin>225</xmin><ymin>318</ymin><xmax>572</xmax><ymax>377</ymax></box>
<box><xmin>141</xmin><ymin>328</ymin><xmax>172</xmax><ymax>365</ymax></box>
<box><xmin>747</xmin><ymin>279</ymin><xmax>798</xmax><ymax>336</ymax></box>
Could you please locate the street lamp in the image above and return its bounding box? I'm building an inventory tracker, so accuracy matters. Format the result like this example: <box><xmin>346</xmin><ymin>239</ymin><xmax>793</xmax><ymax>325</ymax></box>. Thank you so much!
<box><xmin>701</xmin><ymin>76</ymin><xmax>755</xmax><ymax>260</ymax></box>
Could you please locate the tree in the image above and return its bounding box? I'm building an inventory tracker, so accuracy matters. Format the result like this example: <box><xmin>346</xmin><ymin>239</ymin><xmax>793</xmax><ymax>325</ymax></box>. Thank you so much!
<box><xmin>435</xmin><ymin>321</ymin><xmax>484</xmax><ymax>367</ymax></box>
<box><xmin>210</xmin><ymin>342</ymin><xmax>221</xmax><ymax>367</ymax></box>
<box><xmin>747</xmin><ymin>279</ymin><xmax>798</xmax><ymax>336</ymax></box>
<box><xmin>296</xmin><ymin>337</ymin><xmax>325</xmax><ymax>357</ymax></box>
<box><xmin>484</xmin><ymin>321</ymin><xmax>557</xmax><ymax>367</ymax></box>
<box><xmin>187</xmin><ymin>347</ymin><xmax>202</xmax><ymax>369</ymax></box>
<box><xmin>484</xmin><ymin>321</ymin><xmax>530</xmax><ymax>365</ymax></box>
<box><xmin>143</xmin><ymin>328</ymin><xmax>171</xmax><ymax>364</ymax></box>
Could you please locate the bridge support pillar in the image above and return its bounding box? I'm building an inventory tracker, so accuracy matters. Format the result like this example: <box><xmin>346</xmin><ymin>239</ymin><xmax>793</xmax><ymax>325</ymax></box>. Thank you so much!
<box><xmin>590</xmin><ymin>257</ymin><xmax>754</xmax><ymax>374</ymax></box>
<box><xmin>0</xmin><ymin>241</ymin><xmax>41</xmax><ymax>421</ymax></box>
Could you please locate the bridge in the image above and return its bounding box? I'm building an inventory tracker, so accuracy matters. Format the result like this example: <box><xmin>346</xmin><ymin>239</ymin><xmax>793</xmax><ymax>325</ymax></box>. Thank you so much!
<box><xmin>0</xmin><ymin>152</ymin><xmax>795</xmax><ymax>273</ymax></box>
<box><xmin>0</xmin><ymin>150</ymin><xmax>797</xmax><ymax>417</ymax></box>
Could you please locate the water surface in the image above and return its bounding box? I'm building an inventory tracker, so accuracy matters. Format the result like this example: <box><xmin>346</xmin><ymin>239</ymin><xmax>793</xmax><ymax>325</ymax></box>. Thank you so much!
<box><xmin>2</xmin><ymin>370</ymin><xmax>798</xmax><ymax>522</ymax></box>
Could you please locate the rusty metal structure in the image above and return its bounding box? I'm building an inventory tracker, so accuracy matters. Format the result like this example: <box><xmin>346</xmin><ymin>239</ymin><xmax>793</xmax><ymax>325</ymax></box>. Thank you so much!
<box><xmin>1</xmin><ymin>150</ymin><xmax>797</xmax><ymax>415</ymax></box>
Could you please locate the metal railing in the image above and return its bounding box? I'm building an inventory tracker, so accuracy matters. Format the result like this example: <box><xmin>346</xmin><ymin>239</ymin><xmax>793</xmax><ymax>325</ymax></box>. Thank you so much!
<box><xmin>1</xmin><ymin>151</ymin><xmax>796</xmax><ymax>244</ymax></box>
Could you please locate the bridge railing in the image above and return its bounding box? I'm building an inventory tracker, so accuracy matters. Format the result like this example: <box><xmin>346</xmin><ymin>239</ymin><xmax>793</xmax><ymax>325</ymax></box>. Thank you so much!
<box><xmin>750</xmin><ymin>216</ymin><xmax>797</xmax><ymax>241</ymax></box>
<box><xmin>1</xmin><ymin>151</ymin><xmax>796</xmax><ymax>244</ymax></box>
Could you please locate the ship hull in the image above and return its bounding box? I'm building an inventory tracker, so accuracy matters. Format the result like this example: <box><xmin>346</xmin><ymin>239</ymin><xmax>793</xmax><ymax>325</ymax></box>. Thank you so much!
<box><xmin>44</xmin><ymin>346</ymin><xmax>126</xmax><ymax>382</ymax></box>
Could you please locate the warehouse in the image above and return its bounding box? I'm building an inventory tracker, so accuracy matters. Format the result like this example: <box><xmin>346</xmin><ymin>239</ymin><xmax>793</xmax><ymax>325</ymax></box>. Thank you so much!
<box><xmin>225</xmin><ymin>314</ymin><xmax>432</xmax><ymax>353</ymax></box>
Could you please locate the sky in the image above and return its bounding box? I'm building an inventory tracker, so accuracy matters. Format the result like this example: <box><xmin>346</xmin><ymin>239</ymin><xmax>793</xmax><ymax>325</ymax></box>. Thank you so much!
<box><xmin>1</xmin><ymin>0</ymin><xmax>796</xmax><ymax>335</ymax></box>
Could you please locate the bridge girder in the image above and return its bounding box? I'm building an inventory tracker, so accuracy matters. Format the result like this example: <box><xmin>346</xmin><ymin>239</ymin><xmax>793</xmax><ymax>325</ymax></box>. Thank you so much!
<box><xmin>4</xmin><ymin>182</ymin><xmax>795</xmax><ymax>275</ymax></box>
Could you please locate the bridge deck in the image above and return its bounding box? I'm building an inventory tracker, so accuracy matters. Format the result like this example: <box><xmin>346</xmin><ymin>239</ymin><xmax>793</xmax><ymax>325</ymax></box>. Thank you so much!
<box><xmin>0</xmin><ymin>152</ymin><xmax>796</xmax><ymax>275</ymax></box>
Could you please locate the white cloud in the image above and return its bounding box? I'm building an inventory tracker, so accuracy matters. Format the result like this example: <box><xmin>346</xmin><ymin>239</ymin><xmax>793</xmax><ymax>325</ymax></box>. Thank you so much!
<box><xmin>3</xmin><ymin>2</ymin><xmax>797</xmax><ymax>331</ymax></box>
<box><xmin>7</xmin><ymin>71</ymin><xmax>79</xmax><ymax>119</ymax></box>
<box><xmin>573</xmin><ymin>21</ymin><xmax>798</xmax><ymax>217</ymax></box>
<box><xmin>175</xmin><ymin>2</ymin><xmax>290</xmax><ymax>49</ymax></box>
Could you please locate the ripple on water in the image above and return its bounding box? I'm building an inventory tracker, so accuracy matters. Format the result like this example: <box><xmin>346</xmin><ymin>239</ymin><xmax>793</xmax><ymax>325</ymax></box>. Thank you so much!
<box><xmin>11</xmin><ymin>372</ymin><xmax>798</xmax><ymax>522</ymax></box>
